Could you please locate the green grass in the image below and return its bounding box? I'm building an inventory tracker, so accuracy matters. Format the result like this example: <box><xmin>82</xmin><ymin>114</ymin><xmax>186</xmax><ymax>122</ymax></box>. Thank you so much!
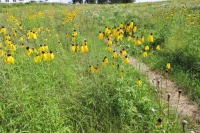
<box><xmin>0</xmin><ymin>1</ymin><xmax>198</xmax><ymax>132</ymax></box>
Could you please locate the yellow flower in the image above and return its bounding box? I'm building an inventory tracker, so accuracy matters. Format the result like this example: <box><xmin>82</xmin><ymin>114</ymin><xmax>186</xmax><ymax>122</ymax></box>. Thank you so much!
<box><xmin>124</xmin><ymin>56</ymin><xmax>129</xmax><ymax>64</ymax></box>
<box><xmin>112</xmin><ymin>51</ymin><xmax>118</xmax><ymax>58</ymax></box>
<box><xmin>72</xmin><ymin>30</ymin><xmax>77</xmax><ymax>37</ymax></box>
<box><xmin>140</xmin><ymin>35</ymin><xmax>144</xmax><ymax>43</ymax></box>
<box><xmin>145</xmin><ymin>45</ymin><xmax>149</xmax><ymax>51</ymax></box>
<box><xmin>104</xmin><ymin>56</ymin><xmax>108</xmax><ymax>63</ymax></box>
<box><xmin>148</xmin><ymin>33</ymin><xmax>154</xmax><ymax>42</ymax></box>
<box><xmin>26</xmin><ymin>47</ymin><xmax>32</xmax><ymax>56</ymax></box>
<box><xmin>49</xmin><ymin>51</ymin><xmax>54</xmax><ymax>61</ymax></box>
<box><xmin>72</xmin><ymin>36</ymin><xmax>75</xmax><ymax>42</ymax></box>
<box><xmin>142</xmin><ymin>51</ymin><xmax>147</xmax><ymax>57</ymax></box>
<box><xmin>135</xmin><ymin>37</ymin><xmax>141</xmax><ymax>45</ymax></box>
<box><xmin>19</xmin><ymin>35</ymin><xmax>24</xmax><ymax>42</ymax></box>
<box><xmin>43</xmin><ymin>52</ymin><xmax>49</xmax><ymax>61</ymax></box>
<box><xmin>98</xmin><ymin>31</ymin><xmax>104</xmax><ymax>40</ymax></box>
<box><xmin>19</xmin><ymin>24</ymin><xmax>22</xmax><ymax>30</ymax></box>
<box><xmin>0</xmin><ymin>26</ymin><xmax>6</xmax><ymax>35</ymax></box>
<box><xmin>107</xmin><ymin>38</ymin><xmax>112</xmax><ymax>45</ymax></box>
<box><xmin>137</xmin><ymin>79</ymin><xmax>141</xmax><ymax>86</ymax></box>
<box><xmin>71</xmin><ymin>44</ymin><xmax>75</xmax><ymax>52</ymax></box>
<box><xmin>80</xmin><ymin>45</ymin><xmax>84</xmax><ymax>53</ymax></box>
<box><xmin>144</xmin><ymin>28</ymin><xmax>147</xmax><ymax>33</ymax></box>
<box><xmin>133</xmin><ymin>25</ymin><xmax>137</xmax><ymax>33</ymax></box>
<box><xmin>6</xmin><ymin>54</ymin><xmax>14</xmax><ymax>64</ymax></box>
<box><xmin>34</xmin><ymin>54</ymin><xmax>42</xmax><ymax>63</ymax></box>
<box><xmin>43</xmin><ymin>44</ymin><xmax>48</xmax><ymax>52</ymax></box>
<box><xmin>102</xmin><ymin>60</ymin><xmax>107</xmax><ymax>67</ymax></box>
<box><xmin>156</xmin><ymin>118</ymin><xmax>162</xmax><ymax>128</ymax></box>
<box><xmin>75</xmin><ymin>44</ymin><xmax>79</xmax><ymax>52</ymax></box>
<box><xmin>83</xmin><ymin>43</ymin><xmax>88</xmax><ymax>52</ymax></box>
<box><xmin>122</xmin><ymin>48</ymin><xmax>127</xmax><ymax>56</ymax></box>
<box><xmin>94</xmin><ymin>64</ymin><xmax>100</xmax><ymax>73</ymax></box>
<box><xmin>0</xmin><ymin>48</ymin><xmax>4</xmax><ymax>56</ymax></box>
<box><xmin>156</xmin><ymin>45</ymin><xmax>160</xmax><ymax>50</ymax></box>
<box><xmin>105</xmin><ymin>44</ymin><xmax>112</xmax><ymax>51</ymax></box>
<box><xmin>166</xmin><ymin>62</ymin><xmax>170</xmax><ymax>69</ymax></box>
<box><xmin>130</xmin><ymin>20</ymin><xmax>134</xmax><ymax>28</ymax></box>
<box><xmin>128</xmin><ymin>35</ymin><xmax>132</xmax><ymax>41</ymax></box>
<box><xmin>89</xmin><ymin>65</ymin><xmax>95</xmax><ymax>73</ymax></box>
<box><xmin>39</xmin><ymin>45</ymin><xmax>44</xmax><ymax>53</ymax></box>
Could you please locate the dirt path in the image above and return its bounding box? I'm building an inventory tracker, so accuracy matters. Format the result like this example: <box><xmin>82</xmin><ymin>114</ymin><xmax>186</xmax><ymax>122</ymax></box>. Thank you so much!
<box><xmin>129</xmin><ymin>56</ymin><xmax>200</xmax><ymax>132</ymax></box>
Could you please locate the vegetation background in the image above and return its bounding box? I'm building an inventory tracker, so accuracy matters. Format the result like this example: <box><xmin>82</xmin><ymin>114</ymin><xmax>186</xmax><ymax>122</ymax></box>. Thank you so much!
<box><xmin>0</xmin><ymin>0</ymin><xmax>199</xmax><ymax>132</ymax></box>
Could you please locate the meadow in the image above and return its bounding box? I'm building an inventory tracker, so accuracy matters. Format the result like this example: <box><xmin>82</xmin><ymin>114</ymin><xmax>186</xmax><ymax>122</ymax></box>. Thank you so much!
<box><xmin>0</xmin><ymin>1</ymin><xmax>199</xmax><ymax>132</ymax></box>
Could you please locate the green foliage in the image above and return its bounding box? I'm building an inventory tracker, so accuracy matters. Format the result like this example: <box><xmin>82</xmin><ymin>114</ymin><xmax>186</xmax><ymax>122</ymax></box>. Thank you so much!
<box><xmin>0</xmin><ymin>1</ymin><xmax>197</xmax><ymax>132</ymax></box>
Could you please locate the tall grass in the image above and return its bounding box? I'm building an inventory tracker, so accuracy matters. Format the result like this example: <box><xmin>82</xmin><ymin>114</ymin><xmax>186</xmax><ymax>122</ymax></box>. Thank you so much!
<box><xmin>0</xmin><ymin>2</ymin><xmax>196</xmax><ymax>132</ymax></box>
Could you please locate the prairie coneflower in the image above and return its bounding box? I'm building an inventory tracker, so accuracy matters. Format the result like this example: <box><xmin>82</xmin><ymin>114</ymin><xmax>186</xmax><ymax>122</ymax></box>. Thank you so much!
<box><xmin>157</xmin><ymin>118</ymin><xmax>162</xmax><ymax>128</ymax></box>
<box><xmin>105</xmin><ymin>44</ymin><xmax>112</xmax><ymax>51</ymax></box>
<box><xmin>124</xmin><ymin>56</ymin><xmax>129</xmax><ymax>65</ymax></box>
<box><xmin>18</xmin><ymin>24</ymin><xmax>22</xmax><ymax>30</ymax></box>
<box><xmin>156</xmin><ymin>44</ymin><xmax>160</xmax><ymax>50</ymax></box>
<box><xmin>130</xmin><ymin>20</ymin><xmax>134</xmax><ymax>28</ymax></box>
<box><xmin>104</xmin><ymin>56</ymin><xmax>108</xmax><ymax>63</ymax></box>
<box><xmin>26</xmin><ymin>47</ymin><xmax>32</xmax><ymax>56</ymax></box>
<box><xmin>137</xmin><ymin>79</ymin><xmax>141</xmax><ymax>86</ymax></box>
<box><xmin>98</xmin><ymin>31</ymin><xmax>104</xmax><ymax>40</ymax></box>
<box><xmin>94</xmin><ymin>64</ymin><xmax>100</xmax><ymax>73</ymax></box>
<box><xmin>148</xmin><ymin>33</ymin><xmax>154</xmax><ymax>42</ymax></box>
<box><xmin>145</xmin><ymin>45</ymin><xmax>149</xmax><ymax>51</ymax></box>
<box><xmin>43</xmin><ymin>44</ymin><xmax>48</xmax><ymax>52</ymax></box>
<box><xmin>112</xmin><ymin>51</ymin><xmax>118</xmax><ymax>58</ymax></box>
<box><xmin>122</xmin><ymin>48</ymin><xmax>127</xmax><ymax>57</ymax></box>
<box><xmin>80</xmin><ymin>45</ymin><xmax>84</xmax><ymax>53</ymax></box>
<box><xmin>102</xmin><ymin>60</ymin><xmax>107</xmax><ymax>67</ymax></box>
<box><xmin>142</xmin><ymin>51</ymin><xmax>147</xmax><ymax>57</ymax></box>
<box><xmin>107</xmin><ymin>38</ymin><xmax>112</xmax><ymax>45</ymax></box>
<box><xmin>72</xmin><ymin>36</ymin><xmax>75</xmax><ymax>42</ymax></box>
<box><xmin>39</xmin><ymin>44</ymin><xmax>44</xmax><ymax>53</ymax></box>
<box><xmin>83</xmin><ymin>43</ymin><xmax>88</xmax><ymax>52</ymax></box>
<box><xmin>166</xmin><ymin>62</ymin><xmax>171</xmax><ymax>69</ymax></box>
<box><xmin>75</xmin><ymin>44</ymin><xmax>79</xmax><ymax>52</ymax></box>
<box><xmin>1</xmin><ymin>26</ymin><xmax>6</xmax><ymax>35</ymax></box>
<box><xmin>128</xmin><ymin>35</ymin><xmax>132</xmax><ymax>41</ymax></box>
<box><xmin>140</xmin><ymin>35</ymin><xmax>145</xmax><ymax>43</ymax></box>
<box><xmin>6</xmin><ymin>54</ymin><xmax>14</xmax><ymax>64</ymax></box>
<box><xmin>49</xmin><ymin>51</ymin><xmax>54</xmax><ymax>61</ymax></box>
<box><xmin>135</xmin><ymin>37</ymin><xmax>141</xmax><ymax>45</ymax></box>
<box><xmin>72</xmin><ymin>30</ymin><xmax>77</xmax><ymax>37</ymax></box>
<box><xmin>89</xmin><ymin>65</ymin><xmax>95</xmax><ymax>73</ymax></box>
<box><xmin>71</xmin><ymin>44</ymin><xmax>75</xmax><ymax>52</ymax></box>
<box><xmin>34</xmin><ymin>54</ymin><xmax>42</xmax><ymax>63</ymax></box>
<box><xmin>0</xmin><ymin>48</ymin><xmax>4</xmax><ymax>56</ymax></box>
<box><xmin>19</xmin><ymin>35</ymin><xmax>24</xmax><ymax>42</ymax></box>
<box><xmin>43</xmin><ymin>51</ymin><xmax>49</xmax><ymax>61</ymax></box>
<box><xmin>133</xmin><ymin>25</ymin><xmax>137</xmax><ymax>33</ymax></box>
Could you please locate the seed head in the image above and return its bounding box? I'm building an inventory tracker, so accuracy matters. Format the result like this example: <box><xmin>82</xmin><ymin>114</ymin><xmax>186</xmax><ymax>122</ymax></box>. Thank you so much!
<box><xmin>182</xmin><ymin>120</ymin><xmax>187</xmax><ymax>126</ymax></box>
<box><xmin>178</xmin><ymin>89</ymin><xmax>182</xmax><ymax>94</ymax></box>
<box><xmin>158</xmin><ymin>118</ymin><xmax>162</xmax><ymax>123</ymax></box>
<box><xmin>167</xmin><ymin>93</ymin><xmax>171</xmax><ymax>101</ymax></box>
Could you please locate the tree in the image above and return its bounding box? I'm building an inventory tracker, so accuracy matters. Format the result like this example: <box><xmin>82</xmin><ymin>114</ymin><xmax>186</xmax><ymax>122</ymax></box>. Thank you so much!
<box><xmin>87</xmin><ymin>0</ymin><xmax>96</xmax><ymax>3</ymax></box>
<box><xmin>97</xmin><ymin>0</ymin><xmax>107</xmax><ymax>4</ymax></box>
